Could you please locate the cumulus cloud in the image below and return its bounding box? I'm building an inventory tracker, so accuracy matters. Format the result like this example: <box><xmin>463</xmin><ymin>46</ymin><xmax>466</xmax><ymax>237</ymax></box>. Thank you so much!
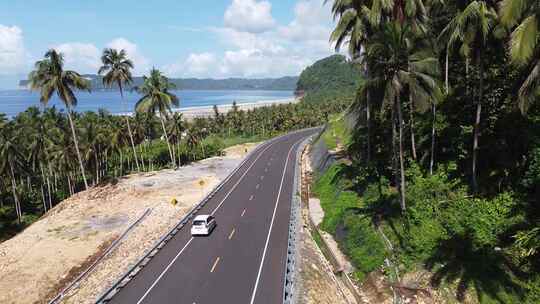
<box><xmin>107</xmin><ymin>38</ymin><xmax>150</xmax><ymax>75</ymax></box>
<box><xmin>0</xmin><ymin>25</ymin><xmax>27</xmax><ymax>75</ymax></box>
<box><xmin>224</xmin><ymin>0</ymin><xmax>275</xmax><ymax>33</ymax></box>
<box><xmin>166</xmin><ymin>0</ymin><xmax>336</xmax><ymax>79</ymax></box>
<box><xmin>164</xmin><ymin>52</ymin><xmax>218</xmax><ymax>78</ymax></box>
<box><xmin>51</xmin><ymin>38</ymin><xmax>149</xmax><ymax>75</ymax></box>
<box><xmin>55</xmin><ymin>42</ymin><xmax>101</xmax><ymax>72</ymax></box>
<box><xmin>278</xmin><ymin>0</ymin><xmax>334</xmax><ymax>51</ymax></box>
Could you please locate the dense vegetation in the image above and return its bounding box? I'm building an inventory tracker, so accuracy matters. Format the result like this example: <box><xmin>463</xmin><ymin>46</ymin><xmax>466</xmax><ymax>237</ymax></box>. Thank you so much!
<box><xmin>19</xmin><ymin>75</ymin><xmax>299</xmax><ymax>91</ymax></box>
<box><xmin>296</xmin><ymin>54</ymin><xmax>361</xmax><ymax>103</ymax></box>
<box><xmin>309</xmin><ymin>0</ymin><xmax>540</xmax><ymax>303</ymax></box>
<box><xmin>0</xmin><ymin>49</ymin><xmax>347</xmax><ymax>241</ymax></box>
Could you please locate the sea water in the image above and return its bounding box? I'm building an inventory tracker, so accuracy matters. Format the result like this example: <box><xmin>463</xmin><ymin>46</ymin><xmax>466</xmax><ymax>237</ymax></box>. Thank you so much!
<box><xmin>0</xmin><ymin>89</ymin><xmax>294</xmax><ymax>117</ymax></box>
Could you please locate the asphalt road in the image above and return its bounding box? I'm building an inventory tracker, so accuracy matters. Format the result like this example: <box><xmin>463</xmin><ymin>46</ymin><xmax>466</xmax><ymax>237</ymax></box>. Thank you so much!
<box><xmin>108</xmin><ymin>129</ymin><xmax>316</xmax><ymax>304</ymax></box>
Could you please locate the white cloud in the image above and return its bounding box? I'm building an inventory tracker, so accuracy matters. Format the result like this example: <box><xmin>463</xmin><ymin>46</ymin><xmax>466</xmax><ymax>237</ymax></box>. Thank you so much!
<box><xmin>164</xmin><ymin>52</ymin><xmax>218</xmax><ymax>78</ymax></box>
<box><xmin>0</xmin><ymin>25</ymin><xmax>27</xmax><ymax>75</ymax></box>
<box><xmin>107</xmin><ymin>38</ymin><xmax>149</xmax><ymax>75</ymax></box>
<box><xmin>165</xmin><ymin>0</ymin><xmax>336</xmax><ymax>79</ymax></box>
<box><xmin>219</xmin><ymin>48</ymin><xmax>309</xmax><ymax>78</ymax></box>
<box><xmin>278</xmin><ymin>0</ymin><xmax>334</xmax><ymax>50</ymax></box>
<box><xmin>224</xmin><ymin>0</ymin><xmax>275</xmax><ymax>33</ymax></box>
<box><xmin>55</xmin><ymin>42</ymin><xmax>101</xmax><ymax>73</ymax></box>
<box><xmin>51</xmin><ymin>38</ymin><xmax>149</xmax><ymax>75</ymax></box>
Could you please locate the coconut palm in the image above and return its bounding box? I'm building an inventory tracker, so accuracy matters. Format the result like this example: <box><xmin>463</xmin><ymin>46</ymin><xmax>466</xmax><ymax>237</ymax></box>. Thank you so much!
<box><xmin>0</xmin><ymin>123</ymin><xmax>25</xmax><ymax>224</ymax></box>
<box><xmin>28</xmin><ymin>49</ymin><xmax>91</xmax><ymax>190</ymax></box>
<box><xmin>440</xmin><ymin>1</ymin><xmax>497</xmax><ymax>192</ymax></box>
<box><xmin>366</xmin><ymin>22</ymin><xmax>441</xmax><ymax>212</ymax></box>
<box><xmin>500</xmin><ymin>0</ymin><xmax>540</xmax><ymax>113</ymax></box>
<box><xmin>328</xmin><ymin>0</ymin><xmax>375</xmax><ymax>163</ymax></box>
<box><xmin>134</xmin><ymin>68</ymin><xmax>179</xmax><ymax>166</ymax></box>
<box><xmin>98</xmin><ymin>48</ymin><xmax>141</xmax><ymax>171</ymax></box>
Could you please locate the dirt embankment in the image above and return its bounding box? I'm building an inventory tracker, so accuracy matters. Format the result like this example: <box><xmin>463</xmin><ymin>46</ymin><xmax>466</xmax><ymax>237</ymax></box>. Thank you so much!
<box><xmin>0</xmin><ymin>143</ymin><xmax>258</xmax><ymax>304</ymax></box>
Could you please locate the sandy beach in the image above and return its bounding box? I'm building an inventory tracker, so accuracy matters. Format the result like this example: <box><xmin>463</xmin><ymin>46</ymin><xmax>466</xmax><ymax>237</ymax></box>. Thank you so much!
<box><xmin>176</xmin><ymin>97</ymin><xmax>299</xmax><ymax>119</ymax></box>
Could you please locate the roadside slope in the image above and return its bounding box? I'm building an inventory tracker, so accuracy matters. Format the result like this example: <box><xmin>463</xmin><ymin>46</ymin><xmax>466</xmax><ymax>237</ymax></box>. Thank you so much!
<box><xmin>0</xmin><ymin>143</ymin><xmax>258</xmax><ymax>304</ymax></box>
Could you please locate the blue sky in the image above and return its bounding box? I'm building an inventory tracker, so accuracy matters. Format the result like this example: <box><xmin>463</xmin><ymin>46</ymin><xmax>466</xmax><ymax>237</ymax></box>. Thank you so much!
<box><xmin>0</xmin><ymin>0</ymin><xmax>336</xmax><ymax>89</ymax></box>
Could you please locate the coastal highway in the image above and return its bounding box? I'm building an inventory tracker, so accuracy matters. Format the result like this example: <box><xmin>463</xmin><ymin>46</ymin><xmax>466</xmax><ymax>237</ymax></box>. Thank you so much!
<box><xmin>107</xmin><ymin>129</ymin><xmax>317</xmax><ymax>304</ymax></box>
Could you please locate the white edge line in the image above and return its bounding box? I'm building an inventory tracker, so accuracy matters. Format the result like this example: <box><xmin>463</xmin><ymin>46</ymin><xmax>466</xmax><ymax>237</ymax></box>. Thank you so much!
<box><xmin>249</xmin><ymin>137</ymin><xmax>304</xmax><ymax>304</ymax></box>
<box><xmin>135</xmin><ymin>133</ymin><xmax>285</xmax><ymax>304</ymax></box>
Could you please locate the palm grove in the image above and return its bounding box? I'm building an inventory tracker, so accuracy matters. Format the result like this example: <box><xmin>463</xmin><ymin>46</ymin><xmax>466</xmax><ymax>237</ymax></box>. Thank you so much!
<box><xmin>311</xmin><ymin>0</ymin><xmax>540</xmax><ymax>302</ymax></box>
<box><xmin>0</xmin><ymin>48</ymin><xmax>347</xmax><ymax>239</ymax></box>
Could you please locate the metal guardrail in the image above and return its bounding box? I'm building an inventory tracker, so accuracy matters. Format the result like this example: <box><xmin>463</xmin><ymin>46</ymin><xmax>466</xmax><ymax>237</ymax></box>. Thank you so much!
<box><xmin>283</xmin><ymin>132</ymin><xmax>319</xmax><ymax>304</ymax></box>
<box><xmin>94</xmin><ymin>128</ymin><xmax>317</xmax><ymax>304</ymax></box>
<box><xmin>48</xmin><ymin>208</ymin><xmax>152</xmax><ymax>304</ymax></box>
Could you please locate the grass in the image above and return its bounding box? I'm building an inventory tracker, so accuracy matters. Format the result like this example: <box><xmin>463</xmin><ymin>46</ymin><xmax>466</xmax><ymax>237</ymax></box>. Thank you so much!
<box><xmin>321</xmin><ymin>115</ymin><xmax>350</xmax><ymax>150</ymax></box>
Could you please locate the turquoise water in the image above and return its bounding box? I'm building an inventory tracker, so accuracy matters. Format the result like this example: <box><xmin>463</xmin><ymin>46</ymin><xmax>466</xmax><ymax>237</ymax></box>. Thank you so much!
<box><xmin>0</xmin><ymin>90</ymin><xmax>294</xmax><ymax>117</ymax></box>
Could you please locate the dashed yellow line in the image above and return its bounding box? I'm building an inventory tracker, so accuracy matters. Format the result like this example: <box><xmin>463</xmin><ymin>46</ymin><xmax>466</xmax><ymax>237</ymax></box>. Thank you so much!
<box><xmin>210</xmin><ymin>257</ymin><xmax>221</xmax><ymax>273</ymax></box>
<box><xmin>228</xmin><ymin>228</ymin><xmax>236</xmax><ymax>240</ymax></box>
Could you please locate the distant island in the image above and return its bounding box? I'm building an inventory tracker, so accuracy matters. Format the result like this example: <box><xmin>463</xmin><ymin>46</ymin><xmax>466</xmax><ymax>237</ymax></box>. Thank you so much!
<box><xmin>18</xmin><ymin>75</ymin><xmax>299</xmax><ymax>91</ymax></box>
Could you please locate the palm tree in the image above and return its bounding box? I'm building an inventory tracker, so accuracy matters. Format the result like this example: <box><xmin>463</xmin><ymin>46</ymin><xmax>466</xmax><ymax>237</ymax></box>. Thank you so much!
<box><xmin>366</xmin><ymin>22</ymin><xmax>441</xmax><ymax>212</ymax></box>
<box><xmin>98</xmin><ymin>48</ymin><xmax>141</xmax><ymax>172</ymax></box>
<box><xmin>134</xmin><ymin>68</ymin><xmax>179</xmax><ymax>166</ymax></box>
<box><xmin>0</xmin><ymin>123</ymin><xmax>25</xmax><ymax>224</ymax></box>
<box><xmin>168</xmin><ymin>112</ymin><xmax>186</xmax><ymax>166</ymax></box>
<box><xmin>440</xmin><ymin>1</ymin><xmax>497</xmax><ymax>192</ymax></box>
<box><xmin>328</xmin><ymin>0</ymin><xmax>375</xmax><ymax>163</ymax></box>
<box><xmin>500</xmin><ymin>0</ymin><xmax>540</xmax><ymax>113</ymax></box>
<box><xmin>28</xmin><ymin>49</ymin><xmax>92</xmax><ymax>190</ymax></box>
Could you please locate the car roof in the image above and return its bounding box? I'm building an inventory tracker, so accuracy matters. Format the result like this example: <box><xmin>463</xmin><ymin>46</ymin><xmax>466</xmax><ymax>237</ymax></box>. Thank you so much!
<box><xmin>194</xmin><ymin>214</ymin><xmax>211</xmax><ymax>221</ymax></box>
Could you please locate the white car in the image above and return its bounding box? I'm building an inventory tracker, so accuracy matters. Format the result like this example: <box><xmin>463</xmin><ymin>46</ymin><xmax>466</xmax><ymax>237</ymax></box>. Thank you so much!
<box><xmin>191</xmin><ymin>215</ymin><xmax>217</xmax><ymax>236</ymax></box>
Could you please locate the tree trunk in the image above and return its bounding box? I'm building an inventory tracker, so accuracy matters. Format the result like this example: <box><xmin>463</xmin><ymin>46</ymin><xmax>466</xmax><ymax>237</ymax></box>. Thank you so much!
<box><xmin>139</xmin><ymin>144</ymin><xmax>146</xmax><ymax>171</ymax></box>
<box><xmin>396</xmin><ymin>97</ymin><xmax>407</xmax><ymax>213</ymax></box>
<box><xmin>472</xmin><ymin>53</ymin><xmax>483</xmax><ymax>193</ymax></box>
<box><xmin>39</xmin><ymin>164</ymin><xmax>49</xmax><ymax>212</ymax></box>
<box><xmin>391</xmin><ymin>103</ymin><xmax>398</xmax><ymax>186</ymax></box>
<box><xmin>445</xmin><ymin>45</ymin><xmax>450</xmax><ymax>93</ymax></box>
<box><xmin>41</xmin><ymin>185</ymin><xmax>47</xmax><ymax>213</ymax></box>
<box><xmin>180</xmin><ymin>141</ymin><xmax>182</xmax><ymax>166</ymax></box>
<box><xmin>159</xmin><ymin>113</ymin><xmax>175</xmax><ymax>166</ymax></box>
<box><xmin>119</xmin><ymin>82</ymin><xmax>140</xmax><ymax>172</ymax></box>
<box><xmin>430</xmin><ymin>102</ymin><xmax>436</xmax><ymax>175</ymax></box>
<box><xmin>409</xmin><ymin>93</ymin><xmax>417</xmax><ymax>160</ymax></box>
<box><xmin>67</xmin><ymin>175</ymin><xmax>73</xmax><ymax>196</ymax></box>
<box><xmin>200</xmin><ymin>141</ymin><xmax>206</xmax><ymax>158</ymax></box>
<box><xmin>9</xmin><ymin>160</ymin><xmax>22</xmax><ymax>224</ymax></box>
<box><xmin>66</xmin><ymin>108</ymin><xmax>89</xmax><ymax>190</ymax></box>
<box><xmin>95</xmin><ymin>151</ymin><xmax>99</xmax><ymax>185</ymax></box>
<box><xmin>366</xmin><ymin>68</ymin><xmax>372</xmax><ymax>164</ymax></box>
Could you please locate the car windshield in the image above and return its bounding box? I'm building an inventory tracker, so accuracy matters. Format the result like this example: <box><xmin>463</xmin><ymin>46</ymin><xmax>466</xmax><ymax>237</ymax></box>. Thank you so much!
<box><xmin>193</xmin><ymin>220</ymin><xmax>206</xmax><ymax>226</ymax></box>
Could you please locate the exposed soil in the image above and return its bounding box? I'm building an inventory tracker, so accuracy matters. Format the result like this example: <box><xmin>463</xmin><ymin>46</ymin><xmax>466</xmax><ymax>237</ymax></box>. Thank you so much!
<box><xmin>0</xmin><ymin>143</ymin><xmax>258</xmax><ymax>304</ymax></box>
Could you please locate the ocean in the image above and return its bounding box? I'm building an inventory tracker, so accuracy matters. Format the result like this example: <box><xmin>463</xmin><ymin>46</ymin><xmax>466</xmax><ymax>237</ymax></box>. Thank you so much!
<box><xmin>0</xmin><ymin>89</ymin><xmax>295</xmax><ymax>117</ymax></box>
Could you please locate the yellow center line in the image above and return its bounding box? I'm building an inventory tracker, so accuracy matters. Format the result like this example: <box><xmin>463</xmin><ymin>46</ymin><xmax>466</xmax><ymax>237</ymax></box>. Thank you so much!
<box><xmin>228</xmin><ymin>228</ymin><xmax>236</xmax><ymax>240</ymax></box>
<box><xmin>241</xmin><ymin>209</ymin><xmax>246</xmax><ymax>217</ymax></box>
<box><xmin>210</xmin><ymin>257</ymin><xmax>221</xmax><ymax>273</ymax></box>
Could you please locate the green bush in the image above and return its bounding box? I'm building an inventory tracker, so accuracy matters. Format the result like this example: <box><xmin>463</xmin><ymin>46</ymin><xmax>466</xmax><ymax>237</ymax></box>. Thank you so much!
<box><xmin>344</xmin><ymin>214</ymin><xmax>386</xmax><ymax>280</ymax></box>
<box><xmin>313</xmin><ymin>163</ymin><xmax>386</xmax><ymax>280</ymax></box>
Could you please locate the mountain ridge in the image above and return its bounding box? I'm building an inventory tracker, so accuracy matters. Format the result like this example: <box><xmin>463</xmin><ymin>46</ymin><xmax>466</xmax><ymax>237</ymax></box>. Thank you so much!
<box><xmin>18</xmin><ymin>75</ymin><xmax>299</xmax><ymax>91</ymax></box>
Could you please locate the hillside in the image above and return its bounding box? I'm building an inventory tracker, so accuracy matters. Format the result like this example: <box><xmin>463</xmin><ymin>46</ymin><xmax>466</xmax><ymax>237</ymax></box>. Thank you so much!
<box><xmin>296</xmin><ymin>55</ymin><xmax>361</xmax><ymax>103</ymax></box>
<box><xmin>19</xmin><ymin>76</ymin><xmax>299</xmax><ymax>91</ymax></box>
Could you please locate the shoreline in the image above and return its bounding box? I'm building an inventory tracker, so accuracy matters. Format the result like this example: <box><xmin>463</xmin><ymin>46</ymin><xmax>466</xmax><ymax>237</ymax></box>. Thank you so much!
<box><xmin>178</xmin><ymin>97</ymin><xmax>299</xmax><ymax>119</ymax></box>
<box><xmin>115</xmin><ymin>97</ymin><xmax>299</xmax><ymax>118</ymax></box>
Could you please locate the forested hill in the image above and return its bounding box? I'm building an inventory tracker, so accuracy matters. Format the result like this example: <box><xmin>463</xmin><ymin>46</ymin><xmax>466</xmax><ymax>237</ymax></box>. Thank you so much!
<box><xmin>18</xmin><ymin>76</ymin><xmax>299</xmax><ymax>91</ymax></box>
<box><xmin>296</xmin><ymin>54</ymin><xmax>361</xmax><ymax>103</ymax></box>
